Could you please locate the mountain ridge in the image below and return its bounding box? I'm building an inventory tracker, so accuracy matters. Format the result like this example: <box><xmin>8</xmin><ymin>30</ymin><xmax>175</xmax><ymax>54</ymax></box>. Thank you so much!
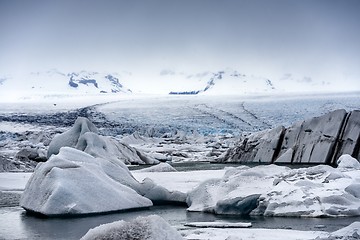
<box><xmin>0</xmin><ymin>68</ymin><xmax>342</xmax><ymax>99</ymax></box>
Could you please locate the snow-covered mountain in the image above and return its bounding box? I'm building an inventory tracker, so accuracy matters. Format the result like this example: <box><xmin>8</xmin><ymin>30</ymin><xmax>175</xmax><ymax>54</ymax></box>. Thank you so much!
<box><xmin>0</xmin><ymin>70</ymin><xmax>132</xmax><ymax>99</ymax></box>
<box><xmin>0</xmin><ymin>68</ymin><xmax>342</xmax><ymax>101</ymax></box>
<box><xmin>165</xmin><ymin>69</ymin><xmax>334</xmax><ymax>95</ymax></box>
<box><xmin>169</xmin><ymin>70</ymin><xmax>276</xmax><ymax>95</ymax></box>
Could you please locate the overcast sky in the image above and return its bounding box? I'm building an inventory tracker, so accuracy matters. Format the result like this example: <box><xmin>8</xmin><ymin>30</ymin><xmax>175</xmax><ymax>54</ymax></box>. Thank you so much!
<box><xmin>0</xmin><ymin>0</ymin><xmax>359</xmax><ymax>88</ymax></box>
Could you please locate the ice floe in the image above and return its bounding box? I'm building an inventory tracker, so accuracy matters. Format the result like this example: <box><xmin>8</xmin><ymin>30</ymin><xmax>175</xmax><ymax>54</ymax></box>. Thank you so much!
<box><xmin>185</xmin><ymin>221</ymin><xmax>252</xmax><ymax>228</ymax></box>
<box><xmin>80</xmin><ymin>215</ymin><xmax>183</xmax><ymax>240</ymax></box>
<box><xmin>133</xmin><ymin>162</ymin><xmax>177</xmax><ymax>173</ymax></box>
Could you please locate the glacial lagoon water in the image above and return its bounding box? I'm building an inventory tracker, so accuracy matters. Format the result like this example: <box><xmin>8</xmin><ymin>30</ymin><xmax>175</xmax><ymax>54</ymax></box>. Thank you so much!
<box><xmin>1</xmin><ymin>162</ymin><xmax>360</xmax><ymax>239</ymax></box>
<box><xmin>2</xmin><ymin>204</ymin><xmax>360</xmax><ymax>240</ymax></box>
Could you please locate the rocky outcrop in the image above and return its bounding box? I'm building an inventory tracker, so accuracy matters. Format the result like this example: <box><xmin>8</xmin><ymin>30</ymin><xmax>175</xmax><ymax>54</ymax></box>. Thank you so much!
<box><xmin>334</xmin><ymin>110</ymin><xmax>360</xmax><ymax>162</ymax></box>
<box><xmin>222</xmin><ymin>109</ymin><xmax>360</xmax><ymax>165</ymax></box>
<box><xmin>223</xmin><ymin>126</ymin><xmax>284</xmax><ymax>163</ymax></box>
<box><xmin>280</xmin><ymin>109</ymin><xmax>346</xmax><ymax>164</ymax></box>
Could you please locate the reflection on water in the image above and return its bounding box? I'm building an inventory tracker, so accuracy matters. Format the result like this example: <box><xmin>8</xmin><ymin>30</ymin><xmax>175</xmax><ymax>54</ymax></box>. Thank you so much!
<box><xmin>129</xmin><ymin>161</ymin><xmax>321</xmax><ymax>172</ymax></box>
<box><xmin>1</xmin><ymin>205</ymin><xmax>360</xmax><ymax>240</ymax></box>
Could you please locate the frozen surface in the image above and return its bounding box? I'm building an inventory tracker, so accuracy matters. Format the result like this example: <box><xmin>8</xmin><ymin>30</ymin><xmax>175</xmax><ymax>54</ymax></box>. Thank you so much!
<box><xmin>132</xmin><ymin>169</ymin><xmax>226</xmax><ymax>193</ymax></box>
<box><xmin>96</xmin><ymin>93</ymin><xmax>360</xmax><ymax>135</ymax></box>
<box><xmin>0</xmin><ymin>168</ymin><xmax>226</xmax><ymax>195</ymax></box>
<box><xmin>1</xmin><ymin>93</ymin><xmax>359</xmax><ymax>171</ymax></box>
<box><xmin>133</xmin><ymin>162</ymin><xmax>178</xmax><ymax>172</ymax></box>
<box><xmin>181</xmin><ymin>227</ymin><xmax>329</xmax><ymax>240</ymax></box>
<box><xmin>81</xmin><ymin>215</ymin><xmax>183</xmax><ymax>240</ymax></box>
<box><xmin>185</xmin><ymin>221</ymin><xmax>252</xmax><ymax>228</ymax></box>
<box><xmin>0</xmin><ymin>172</ymin><xmax>32</xmax><ymax>191</ymax></box>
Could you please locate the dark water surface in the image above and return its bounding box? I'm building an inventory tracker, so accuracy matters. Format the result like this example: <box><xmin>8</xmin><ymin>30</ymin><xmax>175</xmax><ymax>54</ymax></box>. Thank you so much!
<box><xmin>128</xmin><ymin>161</ymin><xmax>318</xmax><ymax>172</ymax></box>
<box><xmin>1</xmin><ymin>205</ymin><xmax>360</xmax><ymax>240</ymax></box>
<box><xmin>1</xmin><ymin>162</ymin><xmax>360</xmax><ymax>239</ymax></box>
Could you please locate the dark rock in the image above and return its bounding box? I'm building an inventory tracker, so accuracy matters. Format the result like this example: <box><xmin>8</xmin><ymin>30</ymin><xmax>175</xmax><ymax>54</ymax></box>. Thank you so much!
<box><xmin>223</xmin><ymin>109</ymin><xmax>360</xmax><ymax>164</ymax></box>
<box><xmin>68</xmin><ymin>80</ymin><xmax>78</xmax><ymax>88</ymax></box>
<box><xmin>291</xmin><ymin>109</ymin><xmax>346</xmax><ymax>164</ymax></box>
<box><xmin>334</xmin><ymin>110</ymin><xmax>360</xmax><ymax>163</ymax></box>
<box><xmin>222</xmin><ymin>126</ymin><xmax>284</xmax><ymax>163</ymax></box>
<box><xmin>275</xmin><ymin>109</ymin><xmax>346</xmax><ymax>164</ymax></box>
<box><xmin>16</xmin><ymin>148</ymin><xmax>38</xmax><ymax>160</ymax></box>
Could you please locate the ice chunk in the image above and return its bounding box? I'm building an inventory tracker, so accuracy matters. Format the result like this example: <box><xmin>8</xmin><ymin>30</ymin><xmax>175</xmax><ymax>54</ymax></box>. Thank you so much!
<box><xmin>133</xmin><ymin>162</ymin><xmax>177</xmax><ymax>173</ymax></box>
<box><xmin>316</xmin><ymin>221</ymin><xmax>360</xmax><ymax>240</ymax></box>
<box><xmin>330</xmin><ymin>221</ymin><xmax>360</xmax><ymax>239</ymax></box>
<box><xmin>185</xmin><ymin>221</ymin><xmax>252</xmax><ymax>228</ymax></box>
<box><xmin>80</xmin><ymin>215</ymin><xmax>183</xmax><ymax>240</ymax></box>
<box><xmin>186</xmin><ymin>165</ymin><xmax>289</xmax><ymax>213</ymax></box>
<box><xmin>337</xmin><ymin>154</ymin><xmax>360</xmax><ymax>169</ymax></box>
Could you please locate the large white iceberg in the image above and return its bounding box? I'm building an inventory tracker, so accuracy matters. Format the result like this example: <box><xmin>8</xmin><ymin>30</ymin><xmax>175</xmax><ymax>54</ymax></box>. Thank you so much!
<box><xmin>20</xmin><ymin>147</ymin><xmax>185</xmax><ymax>216</ymax></box>
<box><xmin>80</xmin><ymin>215</ymin><xmax>183</xmax><ymax>240</ymax></box>
<box><xmin>20</xmin><ymin>147</ymin><xmax>152</xmax><ymax>216</ymax></box>
<box><xmin>187</xmin><ymin>165</ymin><xmax>290</xmax><ymax>214</ymax></box>
<box><xmin>256</xmin><ymin>156</ymin><xmax>360</xmax><ymax>217</ymax></box>
<box><xmin>187</xmin><ymin>155</ymin><xmax>360</xmax><ymax>217</ymax></box>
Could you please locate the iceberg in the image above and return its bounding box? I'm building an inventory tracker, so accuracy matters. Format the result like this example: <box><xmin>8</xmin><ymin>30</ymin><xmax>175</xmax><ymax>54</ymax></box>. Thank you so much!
<box><xmin>20</xmin><ymin>147</ymin><xmax>152</xmax><ymax>216</ymax></box>
<box><xmin>187</xmin><ymin>165</ymin><xmax>289</xmax><ymax>214</ymax></box>
<box><xmin>80</xmin><ymin>215</ymin><xmax>183</xmax><ymax>240</ymax></box>
<box><xmin>188</xmin><ymin>155</ymin><xmax>360</xmax><ymax>217</ymax></box>
<box><xmin>20</xmin><ymin>147</ymin><xmax>185</xmax><ymax>216</ymax></box>
<box><xmin>47</xmin><ymin>117</ymin><xmax>157</xmax><ymax>164</ymax></box>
